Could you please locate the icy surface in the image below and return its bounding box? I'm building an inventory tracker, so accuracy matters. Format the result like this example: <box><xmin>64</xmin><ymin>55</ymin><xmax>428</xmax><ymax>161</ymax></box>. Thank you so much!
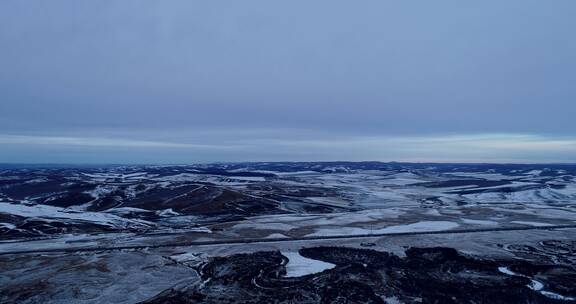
<box><xmin>511</xmin><ymin>221</ymin><xmax>555</xmax><ymax>227</ymax></box>
<box><xmin>461</xmin><ymin>219</ymin><xmax>498</xmax><ymax>226</ymax></box>
<box><xmin>0</xmin><ymin>202</ymin><xmax>152</xmax><ymax>227</ymax></box>
<box><xmin>310</xmin><ymin>221</ymin><xmax>459</xmax><ymax>237</ymax></box>
<box><xmin>498</xmin><ymin>267</ymin><xmax>517</xmax><ymax>276</ymax></box>
<box><xmin>499</xmin><ymin>265</ymin><xmax>576</xmax><ymax>301</ymax></box>
<box><xmin>282</xmin><ymin>251</ymin><xmax>335</xmax><ymax>277</ymax></box>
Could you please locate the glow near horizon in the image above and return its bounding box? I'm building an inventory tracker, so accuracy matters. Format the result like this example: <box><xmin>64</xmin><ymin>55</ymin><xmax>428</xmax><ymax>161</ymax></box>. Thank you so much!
<box><xmin>1</xmin><ymin>133</ymin><xmax>574</xmax><ymax>164</ymax></box>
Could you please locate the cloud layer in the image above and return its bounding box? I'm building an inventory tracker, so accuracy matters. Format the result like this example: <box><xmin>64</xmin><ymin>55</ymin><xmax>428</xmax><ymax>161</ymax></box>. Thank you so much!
<box><xmin>1</xmin><ymin>1</ymin><xmax>575</xmax><ymax>163</ymax></box>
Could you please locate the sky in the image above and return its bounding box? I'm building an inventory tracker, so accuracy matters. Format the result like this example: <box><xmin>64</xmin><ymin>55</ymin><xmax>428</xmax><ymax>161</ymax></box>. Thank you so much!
<box><xmin>1</xmin><ymin>1</ymin><xmax>575</xmax><ymax>164</ymax></box>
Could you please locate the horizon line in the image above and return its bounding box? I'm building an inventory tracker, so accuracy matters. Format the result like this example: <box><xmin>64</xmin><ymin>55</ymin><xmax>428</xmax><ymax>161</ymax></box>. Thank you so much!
<box><xmin>1</xmin><ymin>160</ymin><xmax>576</xmax><ymax>168</ymax></box>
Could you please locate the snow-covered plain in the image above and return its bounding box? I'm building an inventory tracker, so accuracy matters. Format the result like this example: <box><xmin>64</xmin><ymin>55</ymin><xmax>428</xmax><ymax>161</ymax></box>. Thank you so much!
<box><xmin>309</xmin><ymin>221</ymin><xmax>460</xmax><ymax>237</ymax></box>
<box><xmin>1</xmin><ymin>163</ymin><xmax>576</xmax><ymax>253</ymax></box>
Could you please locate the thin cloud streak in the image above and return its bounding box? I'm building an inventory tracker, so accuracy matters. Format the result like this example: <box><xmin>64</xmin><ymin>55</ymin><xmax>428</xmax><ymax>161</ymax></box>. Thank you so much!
<box><xmin>1</xmin><ymin>133</ymin><xmax>575</xmax><ymax>164</ymax></box>
<box><xmin>0</xmin><ymin>135</ymin><xmax>242</xmax><ymax>150</ymax></box>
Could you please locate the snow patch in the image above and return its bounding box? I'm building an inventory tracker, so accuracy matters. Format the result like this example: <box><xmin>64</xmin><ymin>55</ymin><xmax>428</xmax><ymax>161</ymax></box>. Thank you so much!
<box><xmin>0</xmin><ymin>202</ymin><xmax>152</xmax><ymax>228</ymax></box>
<box><xmin>157</xmin><ymin>208</ymin><xmax>180</xmax><ymax>217</ymax></box>
<box><xmin>461</xmin><ymin>219</ymin><xmax>498</xmax><ymax>226</ymax></box>
<box><xmin>282</xmin><ymin>251</ymin><xmax>335</xmax><ymax>277</ymax></box>
<box><xmin>0</xmin><ymin>222</ymin><xmax>16</xmax><ymax>229</ymax></box>
<box><xmin>499</xmin><ymin>266</ymin><xmax>575</xmax><ymax>301</ymax></box>
<box><xmin>310</xmin><ymin>221</ymin><xmax>459</xmax><ymax>237</ymax></box>
<box><xmin>498</xmin><ymin>267</ymin><xmax>517</xmax><ymax>276</ymax></box>
<box><xmin>511</xmin><ymin>221</ymin><xmax>554</xmax><ymax>227</ymax></box>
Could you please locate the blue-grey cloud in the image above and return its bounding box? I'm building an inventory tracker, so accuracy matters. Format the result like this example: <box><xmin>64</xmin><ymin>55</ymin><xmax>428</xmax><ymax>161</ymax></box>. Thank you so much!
<box><xmin>1</xmin><ymin>1</ymin><xmax>575</xmax><ymax>163</ymax></box>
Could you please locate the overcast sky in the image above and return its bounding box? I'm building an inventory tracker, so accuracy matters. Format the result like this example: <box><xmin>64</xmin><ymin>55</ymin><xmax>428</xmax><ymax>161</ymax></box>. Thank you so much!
<box><xmin>1</xmin><ymin>1</ymin><xmax>575</xmax><ymax>164</ymax></box>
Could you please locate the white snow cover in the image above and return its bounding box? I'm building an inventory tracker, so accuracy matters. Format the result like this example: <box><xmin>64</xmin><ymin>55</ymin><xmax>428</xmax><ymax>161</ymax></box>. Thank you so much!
<box><xmin>282</xmin><ymin>251</ymin><xmax>335</xmax><ymax>277</ymax></box>
<box><xmin>461</xmin><ymin>219</ymin><xmax>498</xmax><ymax>226</ymax></box>
<box><xmin>84</xmin><ymin>185</ymin><xmax>118</xmax><ymax>199</ymax></box>
<box><xmin>540</xmin><ymin>291</ymin><xmax>575</xmax><ymax>301</ymax></box>
<box><xmin>233</xmin><ymin>222</ymin><xmax>297</xmax><ymax>230</ymax></box>
<box><xmin>0</xmin><ymin>202</ymin><xmax>152</xmax><ymax>228</ymax></box>
<box><xmin>82</xmin><ymin>172</ymin><xmax>148</xmax><ymax>180</ymax></box>
<box><xmin>154</xmin><ymin>173</ymin><xmax>265</xmax><ymax>184</ymax></box>
<box><xmin>499</xmin><ymin>266</ymin><xmax>576</xmax><ymax>301</ymax></box>
<box><xmin>310</xmin><ymin>221</ymin><xmax>459</xmax><ymax>237</ymax></box>
<box><xmin>0</xmin><ymin>222</ymin><xmax>16</xmax><ymax>229</ymax></box>
<box><xmin>498</xmin><ymin>267</ymin><xmax>517</xmax><ymax>276</ymax></box>
<box><xmin>105</xmin><ymin>207</ymin><xmax>150</xmax><ymax>215</ymax></box>
<box><xmin>511</xmin><ymin>221</ymin><xmax>554</xmax><ymax>227</ymax></box>
<box><xmin>231</xmin><ymin>208</ymin><xmax>406</xmax><ymax>232</ymax></box>
<box><xmin>524</xmin><ymin>170</ymin><xmax>543</xmax><ymax>176</ymax></box>
<box><xmin>265</xmin><ymin>233</ymin><xmax>288</xmax><ymax>239</ymax></box>
<box><xmin>170</xmin><ymin>252</ymin><xmax>203</xmax><ymax>263</ymax></box>
<box><xmin>375</xmin><ymin>221</ymin><xmax>459</xmax><ymax>234</ymax></box>
<box><xmin>157</xmin><ymin>208</ymin><xmax>180</xmax><ymax>217</ymax></box>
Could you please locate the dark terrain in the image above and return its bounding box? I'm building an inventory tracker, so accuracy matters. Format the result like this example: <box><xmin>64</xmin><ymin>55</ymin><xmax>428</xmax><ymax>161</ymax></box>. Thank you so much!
<box><xmin>1</xmin><ymin>162</ymin><xmax>576</xmax><ymax>303</ymax></box>
<box><xmin>144</xmin><ymin>245</ymin><xmax>576</xmax><ymax>304</ymax></box>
